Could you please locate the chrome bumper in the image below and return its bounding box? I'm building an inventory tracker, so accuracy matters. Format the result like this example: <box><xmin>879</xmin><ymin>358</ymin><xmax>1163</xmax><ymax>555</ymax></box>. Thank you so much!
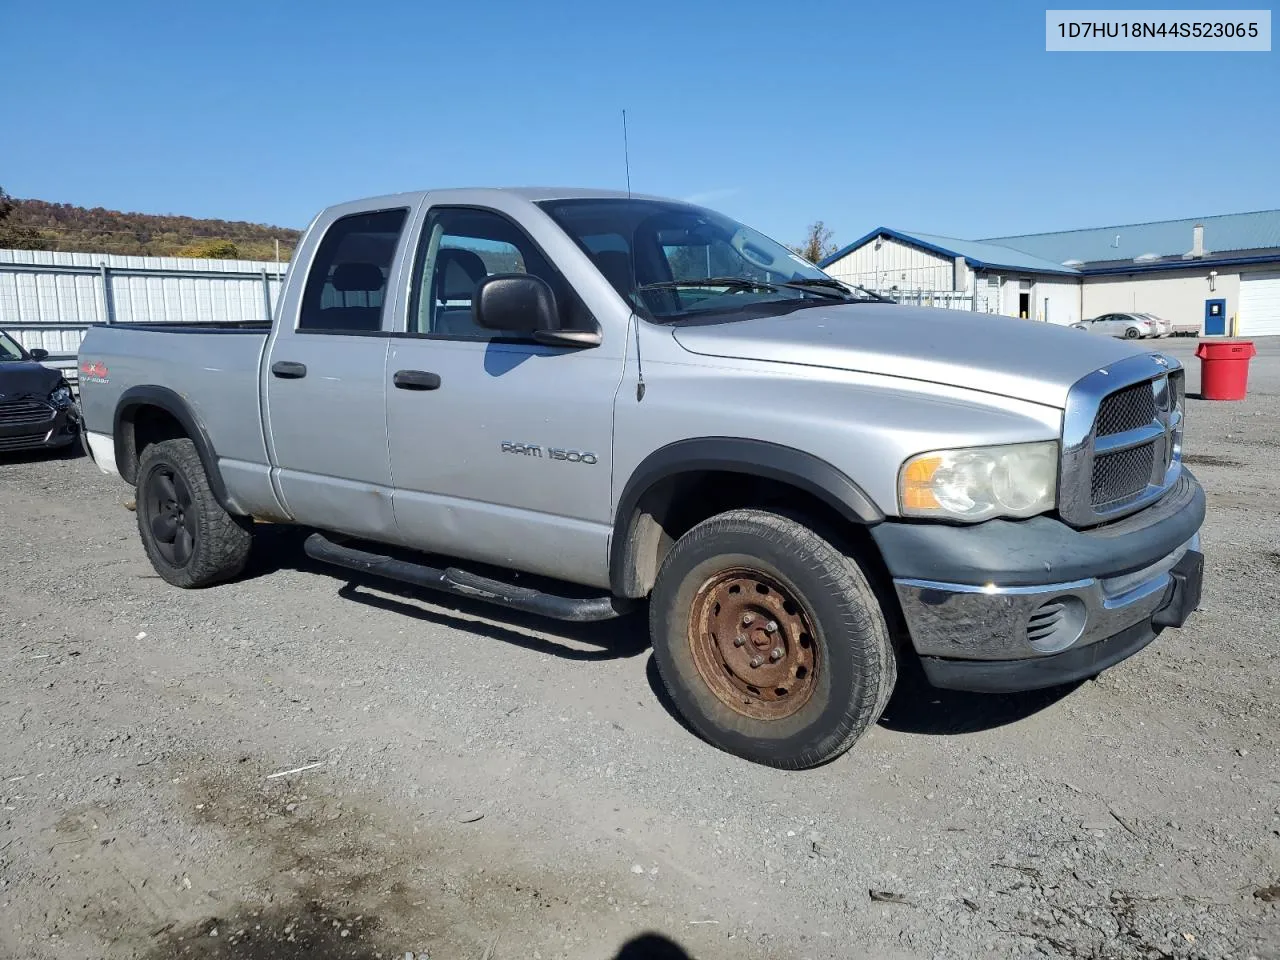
<box><xmin>895</xmin><ymin>534</ymin><xmax>1200</xmax><ymax>661</ymax></box>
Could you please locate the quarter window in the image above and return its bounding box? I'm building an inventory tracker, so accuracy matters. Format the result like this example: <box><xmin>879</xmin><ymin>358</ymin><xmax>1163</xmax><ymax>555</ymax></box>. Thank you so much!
<box><xmin>299</xmin><ymin>209</ymin><xmax>408</xmax><ymax>332</ymax></box>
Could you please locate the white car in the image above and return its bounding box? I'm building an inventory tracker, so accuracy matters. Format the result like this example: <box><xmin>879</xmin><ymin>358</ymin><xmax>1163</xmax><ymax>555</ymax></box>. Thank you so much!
<box><xmin>1071</xmin><ymin>313</ymin><xmax>1158</xmax><ymax>339</ymax></box>
<box><xmin>1136</xmin><ymin>316</ymin><xmax>1172</xmax><ymax>337</ymax></box>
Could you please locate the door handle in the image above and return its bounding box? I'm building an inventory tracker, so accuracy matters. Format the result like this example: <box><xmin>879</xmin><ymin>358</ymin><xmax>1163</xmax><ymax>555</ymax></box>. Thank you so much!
<box><xmin>393</xmin><ymin>369</ymin><xmax>442</xmax><ymax>391</ymax></box>
<box><xmin>271</xmin><ymin>360</ymin><xmax>308</xmax><ymax>379</ymax></box>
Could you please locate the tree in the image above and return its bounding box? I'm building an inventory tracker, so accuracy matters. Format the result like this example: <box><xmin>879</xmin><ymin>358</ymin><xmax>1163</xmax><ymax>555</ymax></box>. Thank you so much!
<box><xmin>0</xmin><ymin>186</ymin><xmax>49</xmax><ymax>250</ymax></box>
<box><xmin>176</xmin><ymin>238</ymin><xmax>241</xmax><ymax>259</ymax></box>
<box><xmin>790</xmin><ymin>221</ymin><xmax>837</xmax><ymax>265</ymax></box>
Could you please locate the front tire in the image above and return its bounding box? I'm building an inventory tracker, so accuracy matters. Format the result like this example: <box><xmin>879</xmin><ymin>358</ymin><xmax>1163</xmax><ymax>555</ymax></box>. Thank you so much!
<box><xmin>649</xmin><ymin>509</ymin><xmax>896</xmax><ymax>768</ymax></box>
<box><xmin>136</xmin><ymin>438</ymin><xmax>252</xmax><ymax>588</ymax></box>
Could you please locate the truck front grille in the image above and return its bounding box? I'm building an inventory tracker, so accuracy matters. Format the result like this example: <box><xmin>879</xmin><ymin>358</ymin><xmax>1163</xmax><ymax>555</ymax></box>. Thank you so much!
<box><xmin>1095</xmin><ymin>381</ymin><xmax>1156</xmax><ymax>437</ymax></box>
<box><xmin>1059</xmin><ymin>356</ymin><xmax>1184</xmax><ymax>527</ymax></box>
<box><xmin>0</xmin><ymin>398</ymin><xmax>55</xmax><ymax>427</ymax></box>
<box><xmin>1092</xmin><ymin>444</ymin><xmax>1157</xmax><ymax>507</ymax></box>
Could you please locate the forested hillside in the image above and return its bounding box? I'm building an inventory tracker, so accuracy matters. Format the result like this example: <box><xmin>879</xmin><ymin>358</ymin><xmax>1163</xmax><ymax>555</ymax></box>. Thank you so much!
<box><xmin>0</xmin><ymin>190</ymin><xmax>300</xmax><ymax>260</ymax></box>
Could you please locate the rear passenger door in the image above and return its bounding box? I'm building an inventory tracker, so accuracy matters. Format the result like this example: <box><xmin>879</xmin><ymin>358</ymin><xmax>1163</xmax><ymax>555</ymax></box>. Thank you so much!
<box><xmin>263</xmin><ymin>205</ymin><xmax>412</xmax><ymax>541</ymax></box>
<box><xmin>384</xmin><ymin>204</ymin><xmax>625</xmax><ymax>587</ymax></box>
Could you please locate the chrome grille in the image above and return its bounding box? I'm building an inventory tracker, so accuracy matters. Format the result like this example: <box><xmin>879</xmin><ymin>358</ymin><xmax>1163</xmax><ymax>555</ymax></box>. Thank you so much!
<box><xmin>1095</xmin><ymin>382</ymin><xmax>1156</xmax><ymax>436</ymax></box>
<box><xmin>1092</xmin><ymin>444</ymin><xmax>1157</xmax><ymax>507</ymax></box>
<box><xmin>0</xmin><ymin>398</ymin><xmax>55</xmax><ymax>427</ymax></box>
<box><xmin>1059</xmin><ymin>354</ymin><xmax>1184</xmax><ymax>528</ymax></box>
<box><xmin>1163</xmin><ymin>369</ymin><xmax>1184</xmax><ymax>414</ymax></box>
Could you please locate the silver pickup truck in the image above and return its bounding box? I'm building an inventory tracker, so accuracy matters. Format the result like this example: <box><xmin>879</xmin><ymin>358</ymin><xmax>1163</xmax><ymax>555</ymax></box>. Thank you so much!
<box><xmin>78</xmin><ymin>188</ymin><xmax>1205</xmax><ymax>768</ymax></box>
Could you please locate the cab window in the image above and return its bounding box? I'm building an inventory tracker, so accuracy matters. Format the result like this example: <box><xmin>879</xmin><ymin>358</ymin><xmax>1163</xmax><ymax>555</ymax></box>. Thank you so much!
<box><xmin>409</xmin><ymin>207</ymin><xmax>586</xmax><ymax>339</ymax></box>
<box><xmin>299</xmin><ymin>209</ymin><xmax>408</xmax><ymax>332</ymax></box>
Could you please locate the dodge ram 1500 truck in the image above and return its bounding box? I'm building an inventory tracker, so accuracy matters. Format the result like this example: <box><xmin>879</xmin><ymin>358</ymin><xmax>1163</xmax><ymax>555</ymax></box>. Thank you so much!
<box><xmin>77</xmin><ymin>188</ymin><xmax>1205</xmax><ymax>768</ymax></box>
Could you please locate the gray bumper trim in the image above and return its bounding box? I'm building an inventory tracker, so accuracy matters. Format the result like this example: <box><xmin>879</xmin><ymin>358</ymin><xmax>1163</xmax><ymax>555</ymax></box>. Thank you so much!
<box><xmin>870</xmin><ymin>470</ymin><xmax>1204</xmax><ymax>587</ymax></box>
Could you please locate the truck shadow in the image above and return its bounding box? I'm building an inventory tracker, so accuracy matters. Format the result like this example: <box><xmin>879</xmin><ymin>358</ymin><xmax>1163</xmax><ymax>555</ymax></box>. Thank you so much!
<box><xmin>642</xmin><ymin>647</ymin><xmax>1080</xmax><ymax>745</ymax></box>
<box><xmin>246</xmin><ymin>525</ymin><xmax>1077</xmax><ymax>731</ymax></box>
<box><xmin>877</xmin><ymin>652</ymin><xmax>1081</xmax><ymax>736</ymax></box>
<box><xmin>243</xmin><ymin>523</ymin><xmax>650</xmax><ymax>662</ymax></box>
<box><xmin>335</xmin><ymin>581</ymin><xmax>651</xmax><ymax>661</ymax></box>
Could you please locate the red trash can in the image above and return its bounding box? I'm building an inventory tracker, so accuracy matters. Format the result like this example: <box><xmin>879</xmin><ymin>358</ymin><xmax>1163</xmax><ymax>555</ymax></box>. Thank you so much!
<box><xmin>1195</xmin><ymin>340</ymin><xmax>1256</xmax><ymax>401</ymax></box>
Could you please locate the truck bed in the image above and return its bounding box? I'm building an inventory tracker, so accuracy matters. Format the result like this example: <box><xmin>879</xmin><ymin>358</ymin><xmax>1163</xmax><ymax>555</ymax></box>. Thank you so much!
<box><xmin>77</xmin><ymin>321</ymin><xmax>272</xmax><ymax>476</ymax></box>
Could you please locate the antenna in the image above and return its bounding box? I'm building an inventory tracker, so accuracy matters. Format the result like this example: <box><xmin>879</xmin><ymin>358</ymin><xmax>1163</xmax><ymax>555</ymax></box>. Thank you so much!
<box><xmin>622</xmin><ymin>109</ymin><xmax>632</xmax><ymax>198</ymax></box>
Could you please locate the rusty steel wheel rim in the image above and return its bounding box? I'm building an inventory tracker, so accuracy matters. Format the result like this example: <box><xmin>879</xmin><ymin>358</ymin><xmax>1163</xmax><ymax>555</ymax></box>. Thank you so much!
<box><xmin>687</xmin><ymin>567</ymin><xmax>820</xmax><ymax>721</ymax></box>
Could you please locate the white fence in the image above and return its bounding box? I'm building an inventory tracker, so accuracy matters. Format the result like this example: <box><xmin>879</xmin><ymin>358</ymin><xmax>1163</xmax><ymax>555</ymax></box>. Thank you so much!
<box><xmin>0</xmin><ymin>249</ymin><xmax>287</xmax><ymax>362</ymax></box>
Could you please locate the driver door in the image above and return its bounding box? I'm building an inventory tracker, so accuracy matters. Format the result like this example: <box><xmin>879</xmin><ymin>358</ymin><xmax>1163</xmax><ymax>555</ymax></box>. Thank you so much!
<box><xmin>385</xmin><ymin>205</ymin><xmax>626</xmax><ymax>588</ymax></box>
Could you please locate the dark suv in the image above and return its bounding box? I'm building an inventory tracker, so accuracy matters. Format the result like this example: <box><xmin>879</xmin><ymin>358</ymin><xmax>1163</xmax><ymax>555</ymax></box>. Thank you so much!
<box><xmin>0</xmin><ymin>329</ymin><xmax>78</xmax><ymax>454</ymax></box>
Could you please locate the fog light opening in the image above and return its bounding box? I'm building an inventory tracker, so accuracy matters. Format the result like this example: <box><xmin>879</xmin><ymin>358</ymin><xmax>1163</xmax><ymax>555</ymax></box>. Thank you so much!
<box><xmin>1025</xmin><ymin>595</ymin><xmax>1087</xmax><ymax>654</ymax></box>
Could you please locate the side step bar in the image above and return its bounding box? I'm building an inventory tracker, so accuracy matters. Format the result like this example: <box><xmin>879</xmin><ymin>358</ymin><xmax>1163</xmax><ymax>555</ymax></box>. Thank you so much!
<box><xmin>303</xmin><ymin>532</ymin><xmax>636</xmax><ymax>623</ymax></box>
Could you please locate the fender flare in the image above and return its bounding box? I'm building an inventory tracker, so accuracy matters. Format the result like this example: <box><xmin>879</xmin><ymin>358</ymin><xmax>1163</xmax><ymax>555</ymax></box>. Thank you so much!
<box><xmin>113</xmin><ymin>385</ymin><xmax>232</xmax><ymax>510</ymax></box>
<box><xmin>609</xmin><ymin>437</ymin><xmax>883</xmax><ymax>596</ymax></box>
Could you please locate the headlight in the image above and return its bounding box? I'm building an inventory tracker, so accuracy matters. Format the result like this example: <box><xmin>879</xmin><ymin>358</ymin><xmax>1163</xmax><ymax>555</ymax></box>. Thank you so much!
<box><xmin>898</xmin><ymin>441</ymin><xmax>1058</xmax><ymax>522</ymax></box>
<box><xmin>49</xmin><ymin>384</ymin><xmax>74</xmax><ymax>409</ymax></box>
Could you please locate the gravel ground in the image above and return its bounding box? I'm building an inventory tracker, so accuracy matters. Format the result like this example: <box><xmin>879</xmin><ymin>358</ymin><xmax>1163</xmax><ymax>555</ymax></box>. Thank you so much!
<box><xmin>1</xmin><ymin>337</ymin><xmax>1277</xmax><ymax>960</ymax></box>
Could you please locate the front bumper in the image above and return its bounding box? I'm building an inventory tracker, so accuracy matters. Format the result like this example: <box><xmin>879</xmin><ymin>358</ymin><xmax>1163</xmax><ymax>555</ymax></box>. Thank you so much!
<box><xmin>872</xmin><ymin>470</ymin><xmax>1206</xmax><ymax>692</ymax></box>
<box><xmin>0</xmin><ymin>404</ymin><xmax>78</xmax><ymax>453</ymax></box>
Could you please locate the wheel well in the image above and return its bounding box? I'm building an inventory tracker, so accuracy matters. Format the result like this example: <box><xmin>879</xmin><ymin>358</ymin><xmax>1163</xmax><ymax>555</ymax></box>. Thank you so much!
<box><xmin>614</xmin><ymin>470</ymin><xmax>889</xmax><ymax>600</ymax></box>
<box><xmin>117</xmin><ymin>404</ymin><xmax>189</xmax><ymax>485</ymax></box>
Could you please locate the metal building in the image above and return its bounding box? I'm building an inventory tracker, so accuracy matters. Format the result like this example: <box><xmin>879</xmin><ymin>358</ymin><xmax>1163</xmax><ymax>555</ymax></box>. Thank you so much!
<box><xmin>821</xmin><ymin>209</ymin><xmax>1280</xmax><ymax>336</ymax></box>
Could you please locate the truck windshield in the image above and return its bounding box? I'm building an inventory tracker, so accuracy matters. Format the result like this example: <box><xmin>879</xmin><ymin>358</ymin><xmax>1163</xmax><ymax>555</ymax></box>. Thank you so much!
<box><xmin>538</xmin><ymin>198</ymin><xmax>880</xmax><ymax>322</ymax></box>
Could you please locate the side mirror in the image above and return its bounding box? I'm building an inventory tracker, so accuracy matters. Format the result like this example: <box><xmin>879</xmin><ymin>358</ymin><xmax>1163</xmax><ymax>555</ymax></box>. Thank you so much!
<box><xmin>29</xmin><ymin>348</ymin><xmax>50</xmax><ymax>361</ymax></box>
<box><xmin>474</xmin><ymin>273</ymin><xmax>557</xmax><ymax>333</ymax></box>
<box><xmin>473</xmin><ymin>273</ymin><xmax>601</xmax><ymax>348</ymax></box>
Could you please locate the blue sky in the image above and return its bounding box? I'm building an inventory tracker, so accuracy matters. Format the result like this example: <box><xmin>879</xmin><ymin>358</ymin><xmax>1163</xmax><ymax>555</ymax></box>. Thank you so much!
<box><xmin>3</xmin><ymin>0</ymin><xmax>1276</xmax><ymax>248</ymax></box>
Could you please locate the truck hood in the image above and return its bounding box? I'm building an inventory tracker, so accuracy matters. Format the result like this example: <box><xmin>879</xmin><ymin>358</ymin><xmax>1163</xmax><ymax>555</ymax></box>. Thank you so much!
<box><xmin>0</xmin><ymin>361</ymin><xmax>62</xmax><ymax>398</ymax></box>
<box><xmin>670</xmin><ymin>302</ymin><xmax>1155</xmax><ymax>408</ymax></box>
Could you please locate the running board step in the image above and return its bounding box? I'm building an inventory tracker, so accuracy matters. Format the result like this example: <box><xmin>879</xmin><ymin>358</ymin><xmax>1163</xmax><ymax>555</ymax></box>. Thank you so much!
<box><xmin>303</xmin><ymin>532</ymin><xmax>635</xmax><ymax>622</ymax></box>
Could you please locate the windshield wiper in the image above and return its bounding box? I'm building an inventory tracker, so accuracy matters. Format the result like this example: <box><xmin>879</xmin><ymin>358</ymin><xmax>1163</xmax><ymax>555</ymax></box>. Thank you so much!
<box><xmin>773</xmin><ymin>278</ymin><xmax>854</xmax><ymax>300</ymax></box>
<box><xmin>780</xmin><ymin>278</ymin><xmax>889</xmax><ymax>302</ymax></box>
<box><xmin>636</xmin><ymin>277</ymin><xmax>781</xmax><ymax>293</ymax></box>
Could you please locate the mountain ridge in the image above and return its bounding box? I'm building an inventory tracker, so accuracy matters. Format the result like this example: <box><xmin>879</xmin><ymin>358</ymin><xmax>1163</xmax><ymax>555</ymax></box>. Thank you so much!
<box><xmin>3</xmin><ymin>197</ymin><xmax>301</xmax><ymax>260</ymax></box>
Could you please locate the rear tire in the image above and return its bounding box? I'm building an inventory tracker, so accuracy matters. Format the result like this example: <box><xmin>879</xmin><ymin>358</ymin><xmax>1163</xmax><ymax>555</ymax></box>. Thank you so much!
<box><xmin>1124</xmin><ymin>327</ymin><xmax>1140</xmax><ymax>339</ymax></box>
<box><xmin>136</xmin><ymin>438</ymin><xmax>252</xmax><ymax>588</ymax></box>
<box><xmin>649</xmin><ymin>509</ymin><xmax>896</xmax><ymax>768</ymax></box>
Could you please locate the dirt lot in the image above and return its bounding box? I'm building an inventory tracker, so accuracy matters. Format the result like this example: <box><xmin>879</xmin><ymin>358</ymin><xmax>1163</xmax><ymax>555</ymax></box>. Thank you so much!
<box><xmin>2</xmin><ymin>337</ymin><xmax>1278</xmax><ymax>960</ymax></box>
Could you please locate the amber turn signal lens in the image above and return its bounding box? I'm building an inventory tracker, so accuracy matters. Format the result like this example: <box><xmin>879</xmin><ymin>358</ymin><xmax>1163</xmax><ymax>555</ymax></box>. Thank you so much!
<box><xmin>900</xmin><ymin>455</ymin><xmax>942</xmax><ymax>511</ymax></box>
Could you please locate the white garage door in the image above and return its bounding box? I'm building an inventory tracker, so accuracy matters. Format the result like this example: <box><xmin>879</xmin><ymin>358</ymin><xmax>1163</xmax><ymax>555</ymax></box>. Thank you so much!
<box><xmin>1239</xmin><ymin>271</ymin><xmax>1280</xmax><ymax>337</ymax></box>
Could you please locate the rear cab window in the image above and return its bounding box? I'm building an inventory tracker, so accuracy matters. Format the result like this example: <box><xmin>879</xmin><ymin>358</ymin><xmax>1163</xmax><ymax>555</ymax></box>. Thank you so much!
<box><xmin>298</xmin><ymin>209</ymin><xmax>408</xmax><ymax>332</ymax></box>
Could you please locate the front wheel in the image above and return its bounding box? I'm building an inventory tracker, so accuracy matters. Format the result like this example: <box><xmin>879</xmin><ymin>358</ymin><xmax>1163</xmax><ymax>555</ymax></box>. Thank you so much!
<box><xmin>649</xmin><ymin>509</ymin><xmax>896</xmax><ymax>768</ymax></box>
<box><xmin>136</xmin><ymin>438</ymin><xmax>252</xmax><ymax>588</ymax></box>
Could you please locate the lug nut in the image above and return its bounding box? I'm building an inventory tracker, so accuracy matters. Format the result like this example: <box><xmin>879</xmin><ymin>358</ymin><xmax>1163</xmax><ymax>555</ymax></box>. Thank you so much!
<box><xmin>733</xmin><ymin>635</ymin><xmax>747</xmax><ymax>647</ymax></box>
<box><xmin>749</xmin><ymin>655</ymin><xmax>764</xmax><ymax>668</ymax></box>
<box><xmin>765</xmin><ymin>620</ymin><xmax>778</xmax><ymax>634</ymax></box>
<box><xmin>770</xmin><ymin>647</ymin><xmax>784</xmax><ymax>662</ymax></box>
<box><xmin>742</xmin><ymin>614</ymin><xmax>755</xmax><ymax>626</ymax></box>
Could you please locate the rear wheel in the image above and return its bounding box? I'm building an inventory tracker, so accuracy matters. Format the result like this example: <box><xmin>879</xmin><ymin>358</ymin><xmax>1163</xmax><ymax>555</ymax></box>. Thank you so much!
<box><xmin>1124</xmin><ymin>326</ymin><xmax>1140</xmax><ymax>339</ymax></box>
<box><xmin>649</xmin><ymin>509</ymin><xmax>896</xmax><ymax>768</ymax></box>
<box><xmin>136</xmin><ymin>438</ymin><xmax>252</xmax><ymax>588</ymax></box>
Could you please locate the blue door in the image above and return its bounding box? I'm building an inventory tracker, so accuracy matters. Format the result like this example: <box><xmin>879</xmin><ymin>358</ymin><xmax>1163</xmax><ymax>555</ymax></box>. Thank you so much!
<box><xmin>1204</xmin><ymin>298</ymin><xmax>1226</xmax><ymax>336</ymax></box>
